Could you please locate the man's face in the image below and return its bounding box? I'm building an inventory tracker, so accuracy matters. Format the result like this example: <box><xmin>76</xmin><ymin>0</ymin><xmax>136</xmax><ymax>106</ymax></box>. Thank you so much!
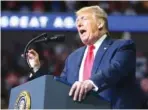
<box><xmin>76</xmin><ymin>12</ymin><xmax>99</xmax><ymax>45</ymax></box>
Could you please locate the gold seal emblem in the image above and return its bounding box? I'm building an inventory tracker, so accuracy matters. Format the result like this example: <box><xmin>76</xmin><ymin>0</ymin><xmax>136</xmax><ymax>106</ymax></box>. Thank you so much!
<box><xmin>14</xmin><ymin>91</ymin><xmax>31</xmax><ymax>110</ymax></box>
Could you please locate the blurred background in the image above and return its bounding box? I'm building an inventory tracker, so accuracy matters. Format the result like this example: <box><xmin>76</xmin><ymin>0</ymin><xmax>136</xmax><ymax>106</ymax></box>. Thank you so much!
<box><xmin>1</xmin><ymin>1</ymin><xmax>148</xmax><ymax>109</ymax></box>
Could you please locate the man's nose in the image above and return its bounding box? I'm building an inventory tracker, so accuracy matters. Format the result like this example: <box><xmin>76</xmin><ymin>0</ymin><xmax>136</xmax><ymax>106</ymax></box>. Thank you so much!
<box><xmin>77</xmin><ymin>21</ymin><xmax>83</xmax><ymax>27</ymax></box>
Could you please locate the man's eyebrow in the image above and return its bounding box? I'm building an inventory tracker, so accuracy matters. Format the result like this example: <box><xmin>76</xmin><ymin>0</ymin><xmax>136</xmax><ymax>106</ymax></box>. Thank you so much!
<box><xmin>77</xmin><ymin>16</ymin><xmax>85</xmax><ymax>20</ymax></box>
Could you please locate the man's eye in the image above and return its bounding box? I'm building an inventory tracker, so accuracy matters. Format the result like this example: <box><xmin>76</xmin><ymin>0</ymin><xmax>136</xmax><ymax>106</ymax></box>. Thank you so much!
<box><xmin>83</xmin><ymin>17</ymin><xmax>87</xmax><ymax>20</ymax></box>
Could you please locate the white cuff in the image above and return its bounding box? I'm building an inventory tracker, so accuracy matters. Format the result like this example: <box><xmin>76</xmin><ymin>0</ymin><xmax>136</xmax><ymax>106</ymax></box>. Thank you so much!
<box><xmin>33</xmin><ymin>66</ymin><xmax>40</xmax><ymax>73</ymax></box>
<box><xmin>88</xmin><ymin>80</ymin><xmax>99</xmax><ymax>92</ymax></box>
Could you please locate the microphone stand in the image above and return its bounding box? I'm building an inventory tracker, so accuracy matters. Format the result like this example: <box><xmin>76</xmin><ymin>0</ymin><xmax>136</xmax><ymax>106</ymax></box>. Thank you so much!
<box><xmin>23</xmin><ymin>33</ymin><xmax>47</xmax><ymax>75</ymax></box>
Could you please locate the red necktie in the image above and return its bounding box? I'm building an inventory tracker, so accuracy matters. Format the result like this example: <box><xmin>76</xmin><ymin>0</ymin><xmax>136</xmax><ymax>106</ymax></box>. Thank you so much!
<box><xmin>83</xmin><ymin>45</ymin><xmax>95</xmax><ymax>81</ymax></box>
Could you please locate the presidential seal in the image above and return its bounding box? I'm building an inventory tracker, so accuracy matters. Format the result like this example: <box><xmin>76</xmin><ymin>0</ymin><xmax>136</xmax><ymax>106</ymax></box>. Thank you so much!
<box><xmin>14</xmin><ymin>91</ymin><xmax>31</xmax><ymax>110</ymax></box>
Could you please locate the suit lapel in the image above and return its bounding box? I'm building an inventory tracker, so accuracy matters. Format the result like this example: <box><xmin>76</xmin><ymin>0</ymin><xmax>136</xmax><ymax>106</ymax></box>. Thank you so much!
<box><xmin>74</xmin><ymin>46</ymin><xmax>86</xmax><ymax>81</ymax></box>
<box><xmin>92</xmin><ymin>36</ymin><xmax>113</xmax><ymax>74</ymax></box>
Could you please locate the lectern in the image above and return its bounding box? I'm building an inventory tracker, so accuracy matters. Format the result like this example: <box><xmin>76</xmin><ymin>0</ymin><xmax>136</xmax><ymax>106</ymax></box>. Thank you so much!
<box><xmin>9</xmin><ymin>75</ymin><xmax>110</xmax><ymax>109</ymax></box>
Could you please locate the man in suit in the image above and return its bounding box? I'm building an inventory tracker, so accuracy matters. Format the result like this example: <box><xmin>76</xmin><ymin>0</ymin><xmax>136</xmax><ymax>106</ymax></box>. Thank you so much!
<box><xmin>27</xmin><ymin>6</ymin><xmax>146</xmax><ymax>108</ymax></box>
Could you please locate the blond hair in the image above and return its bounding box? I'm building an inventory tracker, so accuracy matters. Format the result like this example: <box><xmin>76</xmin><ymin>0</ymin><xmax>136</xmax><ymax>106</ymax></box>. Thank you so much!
<box><xmin>76</xmin><ymin>6</ymin><xmax>108</xmax><ymax>31</ymax></box>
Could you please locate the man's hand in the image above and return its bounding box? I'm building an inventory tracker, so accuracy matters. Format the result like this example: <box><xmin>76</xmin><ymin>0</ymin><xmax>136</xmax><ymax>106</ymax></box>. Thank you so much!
<box><xmin>22</xmin><ymin>49</ymin><xmax>41</xmax><ymax>72</ymax></box>
<box><xmin>69</xmin><ymin>80</ymin><xmax>94</xmax><ymax>102</ymax></box>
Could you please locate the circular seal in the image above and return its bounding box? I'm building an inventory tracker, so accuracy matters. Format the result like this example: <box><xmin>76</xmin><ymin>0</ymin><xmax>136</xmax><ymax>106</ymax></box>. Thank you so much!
<box><xmin>14</xmin><ymin>91</ymin><xmax>31</xmax><ymax>110</ymax></box>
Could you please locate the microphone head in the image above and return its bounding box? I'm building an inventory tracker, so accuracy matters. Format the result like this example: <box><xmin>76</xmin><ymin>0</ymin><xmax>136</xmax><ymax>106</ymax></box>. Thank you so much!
<box><xmin>50</xmin><ymin>35</ymin><xmax>65</xmax><ymax>42</ymax></box>
<box><xmin>34</xmin><ymin>34</ymin><xmax>65</xmax><ymax>43</ymax></box>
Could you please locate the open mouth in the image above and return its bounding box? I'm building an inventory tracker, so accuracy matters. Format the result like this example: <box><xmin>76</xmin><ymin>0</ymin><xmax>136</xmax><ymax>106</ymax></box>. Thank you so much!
<box><xmin>80</xmin><ymin>29</ymin><xmax>86</xmax><ymax>35</ymax></box>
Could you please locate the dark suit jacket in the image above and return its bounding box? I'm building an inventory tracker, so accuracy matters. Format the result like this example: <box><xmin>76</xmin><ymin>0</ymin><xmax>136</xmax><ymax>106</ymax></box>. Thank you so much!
<box><xmin>56</xmin><ymin>36</ymin><xmax>146</xmax><ymax>109</ymax></box>
<box><xmin>30</xmin><ymin>36</ymin><xmax>146</xmax><ymax>108</ymax></box>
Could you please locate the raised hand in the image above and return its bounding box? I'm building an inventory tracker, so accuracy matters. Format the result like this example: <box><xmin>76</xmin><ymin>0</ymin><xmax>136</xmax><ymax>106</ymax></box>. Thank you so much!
<box><xmin>22</xmin><ymin>49</ymin><xmax>41</xmax><ymax>72</ymax></box>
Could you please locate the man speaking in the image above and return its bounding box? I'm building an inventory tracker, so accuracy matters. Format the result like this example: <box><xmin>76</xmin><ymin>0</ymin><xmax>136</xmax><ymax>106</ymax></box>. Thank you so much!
<box><xmin>26</xmin><ymin>6</ymin><xmax>146</xmax><ymax>109</ymax></box>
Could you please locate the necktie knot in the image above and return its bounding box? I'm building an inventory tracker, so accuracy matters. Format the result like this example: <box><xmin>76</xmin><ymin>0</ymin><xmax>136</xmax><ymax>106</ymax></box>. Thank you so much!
<box><xmin>88</xmin><ymin>45</ymin><xmax>95</xmax><ymax>52</ymax></box>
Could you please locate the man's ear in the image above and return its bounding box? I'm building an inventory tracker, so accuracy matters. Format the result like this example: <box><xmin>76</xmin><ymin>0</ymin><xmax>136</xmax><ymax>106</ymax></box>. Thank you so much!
<box><xmin>97</xmin><ymin>20</ymin><xmax>104</xmax><ymax>30</ymax></box>
<box><xmin>97</xmin><ymin>23</ymin><xmax>104</xmax><ymax>29</ymax></box>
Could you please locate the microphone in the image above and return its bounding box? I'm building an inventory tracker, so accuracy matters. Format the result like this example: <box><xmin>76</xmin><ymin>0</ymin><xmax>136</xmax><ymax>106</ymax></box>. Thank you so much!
<box><xmin>35</xmin><ymin>34</ymin><xmax>65</xmax><ymax>43</ymax></box>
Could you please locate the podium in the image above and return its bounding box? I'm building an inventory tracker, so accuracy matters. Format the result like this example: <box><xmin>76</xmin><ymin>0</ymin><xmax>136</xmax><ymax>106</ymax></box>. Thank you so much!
<box><xmin>9</xmin><ymin>75</ymin><xmax>110</xmax><ymax>109</ymax></box>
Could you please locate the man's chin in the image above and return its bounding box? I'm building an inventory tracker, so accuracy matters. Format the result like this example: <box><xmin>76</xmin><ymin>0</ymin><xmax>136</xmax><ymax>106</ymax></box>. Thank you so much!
<box><xmin>82</xmin><ymin>39</ymin><xmax>90</xmax><ymax>45</ymax></box>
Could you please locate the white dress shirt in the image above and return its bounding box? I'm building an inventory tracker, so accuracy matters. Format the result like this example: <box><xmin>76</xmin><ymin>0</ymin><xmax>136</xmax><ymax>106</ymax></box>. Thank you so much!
<box><xmin>79</xmin><ymin>34</ymin><xmax>107</xmax><ymax>91</ymax></box>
